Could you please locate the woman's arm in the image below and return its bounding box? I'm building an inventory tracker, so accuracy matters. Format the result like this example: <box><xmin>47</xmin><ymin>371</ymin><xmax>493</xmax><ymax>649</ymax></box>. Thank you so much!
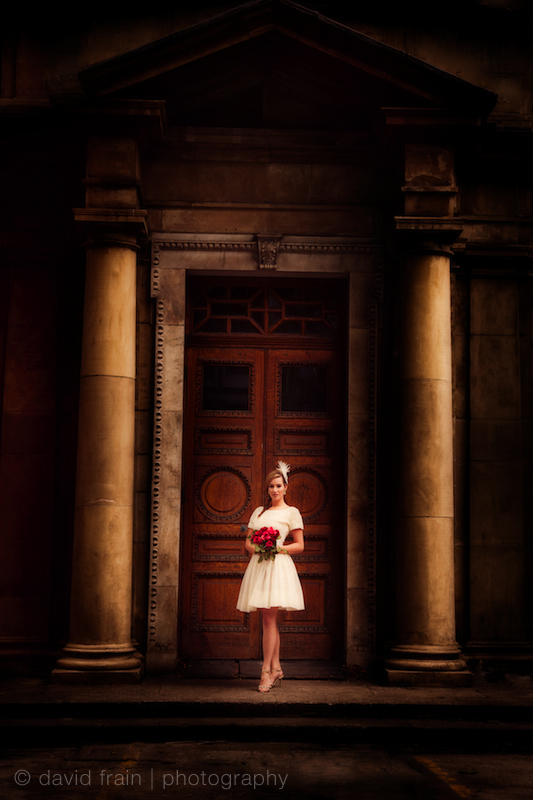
<box><xmin>244</xmin><ymin>527</ymin><xmax>255</xmax><ymax>555</ymax></box>
<box><xmin>279</xmin><ymin>528</ymin><xmax>304</xmax><ymax>555</ymax></box>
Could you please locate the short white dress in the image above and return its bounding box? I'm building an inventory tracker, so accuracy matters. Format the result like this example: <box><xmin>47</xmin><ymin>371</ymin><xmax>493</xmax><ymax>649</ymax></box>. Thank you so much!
<box><xmin>236</xmin><ymin>505</ymin><xmax>305</xmax><ymax>612</ymax></box>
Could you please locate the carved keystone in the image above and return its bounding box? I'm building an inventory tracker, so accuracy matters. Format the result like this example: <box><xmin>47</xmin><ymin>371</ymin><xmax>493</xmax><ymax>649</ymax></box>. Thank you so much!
<box><xmin>257</xmin><ymin>234</ymin><xmax>282</xmax><ymax>269</ymax></box>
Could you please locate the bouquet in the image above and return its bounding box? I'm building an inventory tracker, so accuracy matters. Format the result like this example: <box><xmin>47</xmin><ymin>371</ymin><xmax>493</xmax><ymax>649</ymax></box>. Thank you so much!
<box><xmin>250</xmin><ymin>526</ymin><xmax>284</xmax><ymax>562</ymax></box>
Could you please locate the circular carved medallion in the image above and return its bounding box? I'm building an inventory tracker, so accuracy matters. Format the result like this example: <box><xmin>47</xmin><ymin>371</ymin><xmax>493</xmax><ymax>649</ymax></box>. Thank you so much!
<box><xmin>196</xmin><ymin>467</ymin><xmax>251</xmax><ymax>521</ymax></box>
<box><xmin>289</xmin><ymin>469</ymin><xmax>329</xmax><ymax>522</ymax></box>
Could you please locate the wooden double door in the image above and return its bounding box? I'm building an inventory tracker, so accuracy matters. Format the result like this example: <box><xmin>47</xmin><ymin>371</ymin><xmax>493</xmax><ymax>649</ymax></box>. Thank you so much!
<box><xmin>180</xmin><ymin>283</ymin><xmax>345</xmax><ymax>661</ymax></box>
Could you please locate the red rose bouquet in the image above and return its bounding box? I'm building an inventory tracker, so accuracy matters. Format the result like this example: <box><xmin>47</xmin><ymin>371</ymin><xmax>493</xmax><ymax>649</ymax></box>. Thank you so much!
<box><xmin>250</xmin><ymin>526</ymin><xmax>283</xmax><ymax>562</ymax></box>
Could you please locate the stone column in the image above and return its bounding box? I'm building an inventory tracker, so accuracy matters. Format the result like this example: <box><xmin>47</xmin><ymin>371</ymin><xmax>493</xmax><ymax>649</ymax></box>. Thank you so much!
<box><xmin>54</xmin><ymin>219</ymin><xmax>144</xmax><ymax>680</ymax></box>
<box><xmin>385</xmin><ymin>233</ymin><xmax>470</xmax><ymax>686</ymax></box>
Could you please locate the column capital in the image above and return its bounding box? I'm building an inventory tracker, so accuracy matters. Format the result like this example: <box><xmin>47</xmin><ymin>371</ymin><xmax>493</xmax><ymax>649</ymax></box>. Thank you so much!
<box><xmin>394</xmin><ymin>216</ymin><xmax>463</xmax><ymax>257</ymax></box>
<box><xmin>73</xmin><ymin>207</ymin><xmax>148</xmax><ymax>250</ymax></box>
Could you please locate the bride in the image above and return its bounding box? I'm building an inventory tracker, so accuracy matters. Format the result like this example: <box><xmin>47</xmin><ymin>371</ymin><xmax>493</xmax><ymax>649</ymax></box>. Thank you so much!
<box><xmin>236</xmin><ymin>461</ymin><xmax>305</xmax><ymax>692</ymax></box>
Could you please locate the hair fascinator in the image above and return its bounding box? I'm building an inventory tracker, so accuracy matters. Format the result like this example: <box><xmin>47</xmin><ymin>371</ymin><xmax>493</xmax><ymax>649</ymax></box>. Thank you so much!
<box><xmin>276</xmin><ymin>460</ymin><xmax>290</xmax><ymax>484</ymax></box>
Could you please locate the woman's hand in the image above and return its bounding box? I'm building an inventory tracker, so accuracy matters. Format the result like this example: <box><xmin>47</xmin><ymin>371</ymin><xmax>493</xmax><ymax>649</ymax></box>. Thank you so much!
<box><xmin>244</xmin><ymin>528</ymin><xmax>256</xmax><ymax>556</ymax></box>
<box><xmin>278</xmin><ymin>528</ymin><xmax>304</xmax><ymax>555</ymax></box>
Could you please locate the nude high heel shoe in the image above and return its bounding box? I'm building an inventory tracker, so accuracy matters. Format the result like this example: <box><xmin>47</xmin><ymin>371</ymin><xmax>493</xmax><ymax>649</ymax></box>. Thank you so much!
<box><xmin>258</xmin><ymin>668</ymin><xmax>271</xmax><ymax>693</ymax></box>
<box><xmin>270</xmin><ymin>667</ymin><xmax>283</xmax><ymax>688</ymax></box>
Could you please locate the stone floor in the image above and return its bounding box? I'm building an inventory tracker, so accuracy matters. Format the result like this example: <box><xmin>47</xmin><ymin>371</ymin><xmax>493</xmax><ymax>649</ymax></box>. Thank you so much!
<box><xmin>2</xmin><ymin>674</ymin><xmax>533</xmax><ymax>798</ymax></box>
<box><xmin>1</xmin><ymin>669</ymin><xmax>533</xmax><ymax>707</ymax></box>
<box><xmin>2</xmin><ymin>672</ymin><xmax>533</xmax><ymax>749</ymax></box>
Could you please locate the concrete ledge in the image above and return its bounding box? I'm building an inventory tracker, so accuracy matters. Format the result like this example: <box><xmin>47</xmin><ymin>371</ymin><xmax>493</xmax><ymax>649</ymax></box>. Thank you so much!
<box><xmin>3</xmin><ymin>715</ymin><xmax>533</xmax><ymax>749</ymax></box>
<box><xmin>50</xmin><ymin>668</ymin><xmax>143</xmax><ymax>685</ymax></box>
<box><xmin>385</xmin><ymin>669</ymin><xmax>473</xmax><ymax>688</ymax></box>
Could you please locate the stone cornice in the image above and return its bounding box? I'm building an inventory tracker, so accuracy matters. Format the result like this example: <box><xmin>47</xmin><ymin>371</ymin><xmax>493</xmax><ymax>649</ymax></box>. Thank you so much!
<box><xmin>153</xmin><ymin>239</ymin><xmax>379</xmax><ymax>255</ymax></box>
<box><xmin>152</xmin><ymin>234</ymin><xmax>382</xmax><ymax>273</ymax></box>
<box><xmin>395</xmin><ymin>216</ymin><xmax>464</xmax><ymax>234</ymax></box>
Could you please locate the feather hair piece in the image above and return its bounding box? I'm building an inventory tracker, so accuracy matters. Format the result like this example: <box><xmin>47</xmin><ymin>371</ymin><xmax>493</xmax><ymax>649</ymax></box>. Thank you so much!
<box><xmin>276</xmin><ymin>460</ymin><xmax>291</xmax><ymax>484</ymax></box>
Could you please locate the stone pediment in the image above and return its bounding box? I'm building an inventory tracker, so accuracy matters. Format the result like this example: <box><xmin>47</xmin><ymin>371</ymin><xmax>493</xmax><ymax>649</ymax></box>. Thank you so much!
<box><xmin>71</xmin><ymin>0</ymin><xmax>496</xmax><ymax>130</ymax></box>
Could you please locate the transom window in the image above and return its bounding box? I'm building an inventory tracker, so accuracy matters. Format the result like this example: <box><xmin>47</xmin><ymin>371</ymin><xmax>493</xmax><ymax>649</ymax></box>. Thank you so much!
<box><xmin>188</xmin><ymin>278</ymin><xmax>344</xmax><ymax>338</ymax></box>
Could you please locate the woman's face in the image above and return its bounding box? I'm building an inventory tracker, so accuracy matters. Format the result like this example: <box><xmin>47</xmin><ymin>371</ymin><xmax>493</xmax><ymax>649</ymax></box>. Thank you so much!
<box><xmin>268</xmin><ymin>476</ymin><xmax>286</xmax><ymax>502</ymax></box>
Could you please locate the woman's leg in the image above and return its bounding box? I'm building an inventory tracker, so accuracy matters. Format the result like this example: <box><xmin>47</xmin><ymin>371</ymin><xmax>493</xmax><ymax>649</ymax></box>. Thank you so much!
<box><xmin>259</xmin><ymin>607</ymin><xmax>280</xmax><ymax>688</ymax></box>
<box><xmin>272</xmin><ymin>618</ymin><xmax>281</xmax><ymax>669</ymax></box>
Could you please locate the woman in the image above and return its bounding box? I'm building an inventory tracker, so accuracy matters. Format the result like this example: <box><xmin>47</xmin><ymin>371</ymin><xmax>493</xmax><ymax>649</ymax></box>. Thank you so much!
<box><xmin>236</xmin><ymin>461</ymin><xmax>305</xmax><ymax>692</ymax></box>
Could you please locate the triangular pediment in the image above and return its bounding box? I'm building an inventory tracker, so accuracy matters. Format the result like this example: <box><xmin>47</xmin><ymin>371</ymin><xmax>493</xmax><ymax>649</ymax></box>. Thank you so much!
<box><xmin>75</xmin><ymin>0</ymin><xmax>496</xmax><ymax>130</ymax></box>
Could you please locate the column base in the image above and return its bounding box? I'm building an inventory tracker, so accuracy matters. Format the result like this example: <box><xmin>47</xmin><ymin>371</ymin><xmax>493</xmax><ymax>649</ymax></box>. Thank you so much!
<box><xmin>384</xmin><ymin>644</ymin><xmax>472</xmax><ymax>686</ymax></box>
<box><xmin>52</xmin><ymin>643</ymin><xmax>144</xmax><ymax>683</ymax></box>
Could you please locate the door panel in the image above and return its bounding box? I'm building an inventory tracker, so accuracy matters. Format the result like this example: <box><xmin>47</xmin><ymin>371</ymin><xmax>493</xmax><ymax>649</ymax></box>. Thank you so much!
<box><xmin>264</xmin><ymin>349</ymin><xmax>343</xmax><ymax>659</ymax></box>
<box><xmin>180</xmin><ymin>348</ymin><xmax>264</xmax><ymax>659</ymax></box>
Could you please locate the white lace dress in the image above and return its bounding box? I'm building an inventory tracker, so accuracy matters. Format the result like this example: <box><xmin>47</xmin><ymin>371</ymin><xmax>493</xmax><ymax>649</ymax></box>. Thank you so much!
<box><xmin>236</xmin><ymin>505</ymin><xmax>305</xmax><ymax>612</ymax></box>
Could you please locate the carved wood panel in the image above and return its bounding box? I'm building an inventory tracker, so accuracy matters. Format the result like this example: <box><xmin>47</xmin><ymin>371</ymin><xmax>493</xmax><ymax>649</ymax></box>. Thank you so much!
<box><xmin>180</xmin><ymin>347</ymin><xmax>264</xmax><ymax>658</ymax></box>
<box><xmin>265</xmin><ymin>348</ymin><xmax>344</xmax><ymax>658</ymax></box>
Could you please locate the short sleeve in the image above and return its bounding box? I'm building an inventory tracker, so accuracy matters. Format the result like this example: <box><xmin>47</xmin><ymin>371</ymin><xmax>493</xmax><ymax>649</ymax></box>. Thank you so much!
<box><xmin>248</xmin><ymin>506</ymin><xmax>264</xmax><ymax>529</ymax></box>
<box><xmin>289</xmin><ymin>506</ymin><xmax>304</xmax><ymax>531</ymax></box>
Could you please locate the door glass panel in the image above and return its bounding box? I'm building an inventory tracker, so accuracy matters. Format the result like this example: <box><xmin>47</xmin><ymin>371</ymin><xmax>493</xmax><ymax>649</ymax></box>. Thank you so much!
<box><xmin>289</xmin><ymin>303</ymin><xmax>321</xmax><ymax>318</ymax></box>
<box><xmin>211</xmin><ymin>301</ymin><xmax>247</xmax><ymax>316</ymax></box>
<box><xmin>276</xmin><ymin>320</ymin><xmax>302</xmax><ymax>335</ymax></box>
<box><xmin>305</xmin><ymin>320</ymin><xmax>333</xmax><ymax>337</ymax></box>
<box><xmin>200</xmin><ymin>318</ymin><xmax>227</xmax><ymax>333</ymax></box>
<box><xmin>281</xmin><ymin>365</ymin><xmax>328</xmax><ymax>412</ymax></box>
<box><xmin>203</xmin><ymin>365</ymin><xmax>250</xmax><ymax>411</ymax></box>
<box><xmin>268</xmin><ymin>291</ymin><xmax>282</xmax><ymax>309</ymax></box>
<box><xmin>268</xmin><ymin>311</ymin><xmax>282</xmax><ymax>331</ymax></box>
<box><xmin>232</xmin><ymin>319</ymin><xmax>259</xmax><ymax>333</ymax></box>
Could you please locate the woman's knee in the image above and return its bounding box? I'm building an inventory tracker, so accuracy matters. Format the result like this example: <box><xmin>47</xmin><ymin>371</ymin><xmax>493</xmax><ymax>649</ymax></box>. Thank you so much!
<box><xmin>261</xmin><ymin>609</ymin><xmax>278</xmax><ymax>626</ymax></box>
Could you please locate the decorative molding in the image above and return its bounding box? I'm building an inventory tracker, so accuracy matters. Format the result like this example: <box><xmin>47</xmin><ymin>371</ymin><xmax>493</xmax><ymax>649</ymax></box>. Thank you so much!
<box><xmin>290</xmin><ymin>467</ymin><xmax>331</xmax><ymax>523</ymax></box>
<box><xmin>193</xmin><ymin>532</ymin><xmax>329</xmax><ymax>562</ymax></box>
<box><xmin>148</xmin><ymin>322</ymin><xmax>165</xmax><ymax>652</ymax></box>
<box><xmin>195</xmin><ymin>426</ymin><xmax>253</xmax><ymax>454</ymax></box>
<box><xmin>152</xmin><ymin>241</ymin><xmax>256</xmax><ymax>265</ymax></box>
<box><xmin>257</xmin><ymin>234</ymin><xmax>282</xmax><ymax>269</ymax></box>
<box><xmin>280</xmin><ymin>242</ymin><xmax>380</xmax><ymax>255</ymax></box>
<box><xmin>195</xmin><ymin>466</ymin><xmax>252</xmax><ymax>522</ymax></box>
<box><xmin>151</xmin><ymin>266</ymin><xmax>161</xmax><ymax>295</ymax></box>
<box><xmin>275</xmin><ymin>427</ymin><xmax>330</xmax><ymax>455</ymax></box>
<box><xmin>278</xmin><ymin>571</ymin><xmax>331</xmax><ymax>633</ymax></box>
<box><xmin>152</xmin><ymin>237</ymin><xmax>382</xmax><ymax>262</ymax></box>
<box><xmin>192</xmin><ymin>572</ymin><xmax>250</xmax><ymax>632</ymax></box>
<box><xmin>194</xmin><ymin>533</ymin><xmax>249</xmax><ymax>562</ymax></box>
<box><xmin>365</xmin><ymin>267</ymin><xmax>382</xmax><ymax>656</ymax></box>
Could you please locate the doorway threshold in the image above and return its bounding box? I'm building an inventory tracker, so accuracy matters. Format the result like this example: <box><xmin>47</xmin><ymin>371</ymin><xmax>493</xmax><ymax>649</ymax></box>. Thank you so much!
<box><xmin>182</xmin><ymin>660</ymin><xmax>345</xmax><ymax>680</ymax></box>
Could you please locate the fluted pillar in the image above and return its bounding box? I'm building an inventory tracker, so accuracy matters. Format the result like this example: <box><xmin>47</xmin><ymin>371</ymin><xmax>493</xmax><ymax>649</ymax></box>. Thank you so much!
<box><xmin>54</xmin><ymin>225</ymin><xmax>143</xmax><ymax>680</ymax></box>
<box><xmin>386</xmin><ymin>237</ymin><xmax>470</xmax><ymax>686</ymax></box>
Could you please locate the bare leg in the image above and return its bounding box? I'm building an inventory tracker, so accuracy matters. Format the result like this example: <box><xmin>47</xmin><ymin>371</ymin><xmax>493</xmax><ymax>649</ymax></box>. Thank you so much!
<box><xmin>272</xmin><ymin>619</ymin><xmax>281</xmax><ymax>669</ymax></box>
<box><xmin>259</xmin><ymin>607</ymin><xmax>280</xmax><ymax>689</ymax></box>
<box><xmin>269</xmin><ymin>620</ymin><xmax>283</xmax><ymax>686</ymax></box>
